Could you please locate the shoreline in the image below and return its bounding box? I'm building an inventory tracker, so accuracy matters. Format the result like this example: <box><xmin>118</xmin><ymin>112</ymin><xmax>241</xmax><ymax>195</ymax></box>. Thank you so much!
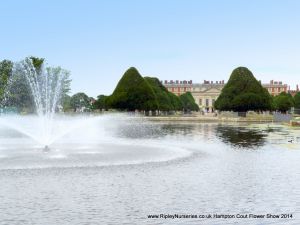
<box><xmin>144</xmin><ymin>116</ymin><xmax>275</xmax><ymax>123</ymax></box>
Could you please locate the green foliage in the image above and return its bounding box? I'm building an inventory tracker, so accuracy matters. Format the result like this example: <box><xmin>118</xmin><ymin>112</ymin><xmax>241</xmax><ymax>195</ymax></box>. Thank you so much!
<box><xmin>179</xmin><ymin>92</ymin><xmax>199</xmax><ymax>112</ymax></box>
<box><xmin>5</xmin><ymin>69</ymin><xmax>35</xmax><ymax>112</ymax></box>
<box><xmin>93</xmin><ymin>95</ymin><xmax>108</xmax><ymax>110</ymax></box>
<box><xmin>273</xmin><ymin>92</ymin><xmax>294</xmax><ymax>113</ymax></box>
<box><xmin>30</xmin><ymin>56</ymin><xmax>44</xmax><ymax>72</ymax></box>
<box><xmin>144</xmin><ymin>77</ymin><xmax>177</xmax><ymax>111</ymax></box>
<box><xmin>294</xmin><ymin>92</ymin><xmax>300</xmax><ymax>109</ymax></box>
<box><xmin>46</xmin><ymin>66</ymin><xmax>72</xmax><ymax>95</ymax></box>
<box><xmin>70</xmin><ymin>92</ymin><xmax>91</xmax><ymax>112</ymax></box>
<box><xmin>0</xmin><ymin>60</ymin><xmax>13</xmax><ymax>102</ymax></box>
<box><xmin>1</xmin><ymin>57</ymin><xmax>71</xmax><ymax>113</ymax></box>
<box><xmin>215</xmin><ymin>67</ymin><xmax>272</xmax><ymax>112</ymax></box>
<box><xmin>104</xmin><ymin>68</ymin><xmax>200</xmax><ymax>113</ymax></box>
<box><xmin>61</xmin><ymin>94</ymin><xmax>72</xmax><ymax>112</ymax></box>
<box><xmin>168</xmin><ymin>92</ymin><xmax>183</xmax><ymax>111</ymax></box>
<box><xmin>107</xmin><ymin>67</ymin><xmax>158</xmax><ymax>111</ymax></box>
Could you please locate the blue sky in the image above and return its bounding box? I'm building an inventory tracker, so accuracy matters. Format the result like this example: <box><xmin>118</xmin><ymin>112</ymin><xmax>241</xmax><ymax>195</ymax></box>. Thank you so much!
<box><xmin>1</xmin><ymin>0</ymin><xmax>300</xmax><ymax>97</ymax></box>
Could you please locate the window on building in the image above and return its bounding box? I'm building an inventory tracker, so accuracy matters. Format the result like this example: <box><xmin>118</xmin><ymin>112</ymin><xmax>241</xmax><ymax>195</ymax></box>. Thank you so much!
<box><xmin>199</xmin><ymin>99</ymin><xmax>202</xmax><ymax>105</ymax></box>
<box><xmin>206</xmin><ymin>99</ymin><xmax>209</xmax><ymax>107</ymax></box>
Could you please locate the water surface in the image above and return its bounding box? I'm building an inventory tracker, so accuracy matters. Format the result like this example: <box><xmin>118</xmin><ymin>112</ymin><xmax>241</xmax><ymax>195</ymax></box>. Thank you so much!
<box><xmin>0</xmin><ymin>117</ymin><xmax>300</xmax><ymax>225</ymax></box>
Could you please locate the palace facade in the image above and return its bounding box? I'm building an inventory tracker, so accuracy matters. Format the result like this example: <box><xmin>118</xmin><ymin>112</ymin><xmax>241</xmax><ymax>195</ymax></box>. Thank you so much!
<box><xmin>164</xmin><ymin>80</ymin><xmax>225</xmax><ymax>112</ymax></box>
<box><xmin>163</xmin><ymin>79</ymin><xmax>296</xmax><ymax>112</ymax></box>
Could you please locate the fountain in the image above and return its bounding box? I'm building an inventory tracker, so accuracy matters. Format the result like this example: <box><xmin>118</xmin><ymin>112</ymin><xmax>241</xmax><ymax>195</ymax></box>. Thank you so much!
<box><xmin>0</xmin><ymin>58</ymin><xmax>191</xmax><ymax>170</ymax></box>
<box><xmin>1</xmin><ymin>57</ymin><xmax>71</xmax><ymax>147</ymax></box>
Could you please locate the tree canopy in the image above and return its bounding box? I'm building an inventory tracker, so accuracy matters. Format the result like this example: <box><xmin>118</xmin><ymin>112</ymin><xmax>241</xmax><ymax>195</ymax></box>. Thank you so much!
<box><xmin>179</xmin><ymin>92</ymin><xmax>199</xmax><ymax>112</ymax></box>
<box><xmin>107</xmin><ymin>67</ymin><xmax>158</xmax><ymax>111</ymax></box>
<box><xmin>93</xmin><ymin>95</ymin><xmax>108</xmax><ymax>110</ymax></box>
<box><xmin>1</xmin><ymin>57</ymin><xmax>71</xmax><ymax>113</ymax></box>
<box><xmin>273</xmin><ymin>92</ymin><xmax>294</xmax><ymax>113</ymax></box>
<box><xmin>294</xmin><ymin>92</ymin><xmax>300</xmax><ymax>109</ymax></box>
<box><xmin>0</xmin><ymin>60</ymin><xmax>13</xmax><ymax>103</ymax></box>
<box><xmin>215</xmin><ymin>67</ymin><xmax>272</xmax><ymax>112</ymax></box>
<box><xmin>144</xmin><ymin>77</ymin><xmax>184</xmax><ymax>111</ymax></box>
<box><xmin>104</xmin><ymin>67</ymin><xmax>199</xmax><ymax>113</ymax></box>
<box><xmin>70</xmin><ymin>92</ymin><xmax>91</xmax><ymax>112</ymax></box>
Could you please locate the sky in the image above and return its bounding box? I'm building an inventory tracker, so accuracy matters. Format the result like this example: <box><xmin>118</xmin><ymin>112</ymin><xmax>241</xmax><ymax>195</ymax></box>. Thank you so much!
<box><xmin>1</xmin><ymin>0</ymin><xmax>300</xmax><ymax>97</ymax></box>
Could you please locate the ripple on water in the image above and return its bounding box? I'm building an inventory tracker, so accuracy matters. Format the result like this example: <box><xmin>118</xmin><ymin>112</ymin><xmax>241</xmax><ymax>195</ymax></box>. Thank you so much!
<box><xmin>0</xmin><ymin>142</ymin><xmax>193</xmax><ymax>170</ymax></box>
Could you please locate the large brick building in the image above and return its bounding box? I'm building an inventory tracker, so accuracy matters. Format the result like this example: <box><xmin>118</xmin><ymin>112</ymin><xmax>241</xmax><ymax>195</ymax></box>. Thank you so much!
<box><xmin>163</xmin><ymin>79</ymin><xmax>297</xmax><ymax>112</ymax></box>
<box><xmin>262</xmin><ymin>80</ymin><xmax>288</xmax><ymax>96</ymax></box>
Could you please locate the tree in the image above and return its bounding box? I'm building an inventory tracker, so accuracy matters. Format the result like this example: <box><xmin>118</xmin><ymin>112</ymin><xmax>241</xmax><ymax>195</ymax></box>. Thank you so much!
<box><xmin>294</xmin><ymin>92</ymin><xmax>300</xmax><ymax>109</ymax></box>
<box><xmin>30</xmin><ymin>56</ymin><xmax>44</xmax><ymax>72</ymax></box>
<box><xmin>0</xmin><ymin>60</ymin><xmax>13</xmax><ymax>103</ymax></box>
<box><xmin>2</xmin><ymin>57</ymin><xmax>71</xmax><ymax>113</ymax></box>
<box><xmin>107</xmin><ymin>67</ymin><xmax>158</xmax><ymax>111</ymax></box>
<box><xmin>215</xmin><ymin>67</ymin><xmax>272</xmax><ymax>111</ymax></box>
<box><xmin>168</xmin><ymin>92</ymin><xmax>183</xmax><ymax>111</ymax></box>
<box><xmin>273</xmin><ymin>92</ymin><xmax>294</xmax><ymax>113</ymax></box>
<box><xmin>93</xmin><ymin>95</ymin><xmax>108</xmax><ymax>110</ymax></box>
<box><xmin>179</xmin><ymin>92</ymin><xmax>199</xmax><ymax>112</ymax></box>
<box><xmin>61</xmin><ymin>94</ymin><xmax>72</xmax><ymax>112</ymax></box>
<box><xmin>144</xmin><ymin>77</ymin><xmax>175</xmax><ymax>111</ymax></box>
<box><xmin>70</xmin><ymin>92</ymin><xmax>91</xmax><ymax>112</ymax></box>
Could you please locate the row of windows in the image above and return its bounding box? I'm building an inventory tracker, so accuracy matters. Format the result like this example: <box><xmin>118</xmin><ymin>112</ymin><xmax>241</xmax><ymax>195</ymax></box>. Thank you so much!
<box><xmin>199</xmin><ymin>99</ymin><xmax>216</xmax><ymax>107</ymax></box>
<box><xmin>267</xmin><ymin>87</ymin><xmax>286</xmax><ymax>92</ymax></box>
<box><xmin>167</xmin><ymin>87</ymin><xmax>191</xmax><ymax>92</ymax></box>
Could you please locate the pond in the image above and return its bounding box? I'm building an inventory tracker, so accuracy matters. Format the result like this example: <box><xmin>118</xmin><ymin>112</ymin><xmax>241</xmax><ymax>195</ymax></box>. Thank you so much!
<box><xmin>0</xmin><ymin>115</ymin><xmax>300</xmax><ymax>224</ymax></box>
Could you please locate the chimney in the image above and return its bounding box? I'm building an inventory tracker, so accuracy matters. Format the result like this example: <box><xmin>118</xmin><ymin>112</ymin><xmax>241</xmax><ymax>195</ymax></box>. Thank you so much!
<box><xmin>270</xmin><ymin>80</ymin><xmax>273</xmax><ymax>84</ymax></box>
<box><xmin>164</xmin><ymin>80</ymin><xmax>168</xmax><ymax>84</ymax></box>
<box><xmin>176</xmin><ymin>80</ymin><xmax>179</xmax><ymax>84</ymax></box>
<box><xmin>190</xmin><ymin>80</ymin><xmax>192</xmax><ymax>84</ymax></box>
<box><xmin>297</xmin><ymin>85</ymin><xmax>299</xmax><ymax>91</ymax></box>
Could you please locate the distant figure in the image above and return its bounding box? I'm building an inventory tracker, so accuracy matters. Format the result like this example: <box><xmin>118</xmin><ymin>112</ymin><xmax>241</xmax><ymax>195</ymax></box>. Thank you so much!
<box><xmin>44</xmin><ymin>145</ymin><xmax>50</xmax><ymax>151</ymax></box>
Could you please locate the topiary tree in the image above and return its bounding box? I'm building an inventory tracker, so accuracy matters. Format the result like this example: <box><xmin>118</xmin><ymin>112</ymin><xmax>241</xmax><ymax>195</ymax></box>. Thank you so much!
<box><xmin>107</xmin><ymin>67</ymin><xmax>158</xmax><ymax>111</ymax></box>
<box><xmin>144</xmin><ymin>77</ymin><xmax>174</xmax><ymax>111</ymax></box>
<box><xmin>168</xmin><ymin>92</ymin><xmax>183</xmax><ymax>111</ymax></box>
<box><xmin>215</xmin><ymin>67</ymin><xmax>272</xmax><ymax>112</ymax></box>
<box><xmin>180</xmin><ymin>92</ymin><xmax>199</xmax><ymax>112</ymax></box>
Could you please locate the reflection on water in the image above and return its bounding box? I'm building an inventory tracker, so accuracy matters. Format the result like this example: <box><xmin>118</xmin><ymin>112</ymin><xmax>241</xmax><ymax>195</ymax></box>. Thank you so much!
<box><xmin>216</xmin><ymin>125</ymin><xmax>267</xmax><ymax>149</ymax></box>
